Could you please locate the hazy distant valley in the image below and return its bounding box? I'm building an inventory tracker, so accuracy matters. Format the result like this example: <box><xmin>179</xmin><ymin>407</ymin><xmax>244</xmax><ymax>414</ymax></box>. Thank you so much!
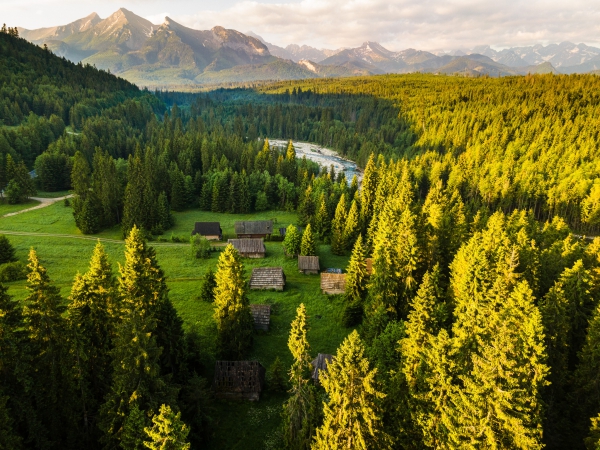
<box><xmin>18</xmin><ymin>8</ymin><xmax>600</xmax><ymax>87</ymax></box>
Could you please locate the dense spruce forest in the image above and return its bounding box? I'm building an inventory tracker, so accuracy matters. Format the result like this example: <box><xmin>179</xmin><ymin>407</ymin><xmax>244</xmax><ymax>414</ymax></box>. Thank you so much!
<box><xmin>3</xmin><ymin>27</ymin><xmax>600</xmax><ymax>449</ymax></box>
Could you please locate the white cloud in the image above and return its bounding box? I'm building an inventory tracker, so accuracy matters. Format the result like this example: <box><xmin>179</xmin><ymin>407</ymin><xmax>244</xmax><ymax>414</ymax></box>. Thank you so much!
<box><xmin>168</xmin><ymin>0</ymin><xmax>600</xmax><ymax>50</ymax></box>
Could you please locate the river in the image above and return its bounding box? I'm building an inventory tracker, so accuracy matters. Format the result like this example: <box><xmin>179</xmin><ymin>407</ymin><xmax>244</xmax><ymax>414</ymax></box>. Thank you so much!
<box><xmin>269</xmin><ymin>140</ymin><xmax>362</xmax><ymax>186</ymax></box>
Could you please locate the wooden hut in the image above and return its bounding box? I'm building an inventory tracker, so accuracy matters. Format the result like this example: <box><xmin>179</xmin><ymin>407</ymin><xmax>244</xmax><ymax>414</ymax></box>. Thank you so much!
<box><xmin>249</xmin><ymin>267</ymin><xmax>286</xmax><ymax>291</ymax></box>
<box><xmin>227</xmin><ymin>239</ymin><xmax>266</xmax><ymax>258</ymax></box>
<box><xmin>365</xmin><ymin>258</ymin><xmax>374</xmax><ymax>275</ymax></box>
<box><xmin>321</xmin><ymin>273</ymin><xmax>346</xmax><ymax>294</ymax></box>
<box><xmin>298</xmin><ymin>256</ymin><xmax>320</xmax><ymax>275</ymax></box>
<box><xmin>311</xmin><ymin>353</ymin><xmax>334</xmax><ymax>384</ymax></box>
<box><xmin>213</xmin><ymin>361</ymin><xmax>266</xmax><ymax>401</ymax></box>
<box><xmin>250</xmin><ymin>304</ymin><xmax>271</xmax><ymax>331</ymax></box>
<box><xmin>191</xmin><ymin>222</ymin><xmax>222</xmax><ymax>241</ymax></box>
<box><xmin>235</xmin><ymin>220</ymin><xmax>273</xmax><ymax>238</ymax></box>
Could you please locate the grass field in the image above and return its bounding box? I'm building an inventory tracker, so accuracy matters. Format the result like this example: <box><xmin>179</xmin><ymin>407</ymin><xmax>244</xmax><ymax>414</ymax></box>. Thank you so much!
<box><xmin>0</xmin><ymin>201</ymin><xmax>352</xmax><ymax>449</ymax></box>
<box><xmin>0</xmin><ymin>198</ymin><xmax>41</xmax><ymax>216</ymax></box>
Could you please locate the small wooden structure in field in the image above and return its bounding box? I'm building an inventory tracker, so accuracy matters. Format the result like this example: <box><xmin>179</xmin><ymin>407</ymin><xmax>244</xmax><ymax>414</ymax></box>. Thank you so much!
<box><xmin>249</xmin><ymin>267</ymin><xmax>286</xmax><ymax>291</ymax></box>
<box><xmin>321</xmin><ymin>273</ymin><xmax>346</xmax><ymax>294</ymax></box>
<box><xmin>298</xmin><ymin>256</ymin><xmax>320</xmax><ymax>275</ymax></box>
<box><xmin>192</xmin><ymin>222</ymin><xmax>222</xmax><ymax>240</ymax></box>
<box><xmin>235</xmin><ymin>220</ymin><xmax>273</xmax><ymax>238</ymax></box>
<box><xmin>311</xmin><ymin>353</ymin><xmax>334</xmax><ymax>384</ymax></box>
<box><xmin>365</xmin><ymin>258</ymin><xmax>374</xmax><ymax>275</ymax></box>
<box><xmin>250</xmin><ymin>304</ymin><xmax>271</xmax><ymax>331</ymax></box>
<box><xmin>213</xmin><ymin>360</ymin><xmax>266</xmax><ymax>401</ymax></box>
<box><xmin>227</xmin><ymin>239</ymin><xmax>266</xmax><ymax>258</ymax></box>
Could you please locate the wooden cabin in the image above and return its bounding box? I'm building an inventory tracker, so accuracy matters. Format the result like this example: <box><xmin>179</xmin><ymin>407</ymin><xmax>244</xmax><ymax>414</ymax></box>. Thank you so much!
<box><xmin>321</xmin><ymin>273</ymin><xmax>347</xmax><ymax>294</ymax></box>
<box><xmin>213</xmin><ymin>361</ymin><xmax>266</xmax><ymax>401</ymax></box>
<box><xmin>249</xmin><ymin>267</ymin><xmax>286</xmax><ymax>291</ymax></box>
<box><xmin>298</xmin><ymin>256</ymin><xmax>320</xmax><ymax>275</ymax></box>
<box><xmin>365</xmin><ymin>258</ymin><xmax>374</xmax><ymax>275</ymax></box>
<box><xmin>250</xmin><ymin>304</ymin><xmax>271</xmax><ymax>331</ymax></box>
<box><xmin>191</xmin><ymin>222</ymin><xmax>222</xmax><ymax>241</ymax></box>
<box><xmin>311</xmin><ymin>353</ymin><xmax>334</xmax><ymax>384</ymax></box>
<box><xmin>227</xmin><ymin>239</ymin><xmax>266</xmax><ymax>258</ymax></box>
<box><xmin>235</xmin><ymin>220</ymin><xmax>273</xmax><ymax>238</ymax></box>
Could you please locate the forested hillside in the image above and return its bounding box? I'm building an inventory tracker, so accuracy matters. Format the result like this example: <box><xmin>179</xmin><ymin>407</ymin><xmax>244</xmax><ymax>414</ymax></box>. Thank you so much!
<box><xmin>4</xmin><ymin>25</ymin><xmax>600</xmax><ymax>449</ymax></box>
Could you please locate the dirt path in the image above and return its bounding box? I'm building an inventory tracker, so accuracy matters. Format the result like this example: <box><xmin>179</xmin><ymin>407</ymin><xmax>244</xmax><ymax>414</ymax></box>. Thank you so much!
<box><xmin>0</xmin><ymin>230</ymin><xmax>188</xmax><ymax>247</ymax></box>
<box><xmin>2</xmin><ymin>195</ymin><xmax>73</xmax><ymax>218</ymax></box>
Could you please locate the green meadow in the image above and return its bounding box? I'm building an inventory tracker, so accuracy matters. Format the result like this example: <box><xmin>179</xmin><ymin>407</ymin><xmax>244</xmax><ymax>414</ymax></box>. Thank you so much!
<box><xmin>0</xmin><ymin>202</ymin><xmax>352</xmax><ymax>449</ymax></box>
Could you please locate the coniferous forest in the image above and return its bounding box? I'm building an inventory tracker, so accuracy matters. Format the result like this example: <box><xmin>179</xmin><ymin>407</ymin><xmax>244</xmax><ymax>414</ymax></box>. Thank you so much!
<box><xmin>3</xmin><ymin>26</ymin><xmax>600</xmax><ymax>450</ymax></box>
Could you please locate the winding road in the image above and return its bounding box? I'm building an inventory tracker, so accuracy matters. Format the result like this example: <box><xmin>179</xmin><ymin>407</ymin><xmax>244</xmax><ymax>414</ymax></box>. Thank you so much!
<box><xmin>2</xmin><ymin>195</ymin><xmax>73</xmax><ymax>218</ymax></box>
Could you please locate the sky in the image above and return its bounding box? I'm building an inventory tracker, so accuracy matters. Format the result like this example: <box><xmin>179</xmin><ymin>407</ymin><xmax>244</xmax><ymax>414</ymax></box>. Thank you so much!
<box><xmin>3</xmin><ymin>0</ymin><xmax>600</xmax><ymax>51</ymax></box>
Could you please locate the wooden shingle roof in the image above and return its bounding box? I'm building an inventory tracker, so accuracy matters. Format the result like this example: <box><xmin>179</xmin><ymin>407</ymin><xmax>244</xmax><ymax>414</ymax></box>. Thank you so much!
<box><xmin>321</xmin><ymin>273</ymin><xmax>346</xmax><ymax>294</ymax></box>
<box><xmin>192</xmin><ymin>222</ymin><xmax>221</xmax><ymax>236</ymax></box>
<box><xmin>250</xmin><ymin>304</ymin><xmax>271</xmax><ymax>330</ymax></box>
<box><xmin>228</xmin><ymin>239</ymin><xmax>266</xmax><ymax>254</ymax></box>
<box><xmin>249</xmin><ymin>267</ymin><xmax>286</xmax><ymax>289</ymax></box>
<box><xmin>235</xmin><ymin>220</ymin><xmax>273</xmax><ymax>235</ymax></box>
<box><xmin>298</xmin><ymin>256</ymin><xmax>320</xmax><ymax>271</ymax></box>
<box><xmin>213</xmin><ymin>361</ymin><xmax>266</xmax><ymax>400</ymax></box>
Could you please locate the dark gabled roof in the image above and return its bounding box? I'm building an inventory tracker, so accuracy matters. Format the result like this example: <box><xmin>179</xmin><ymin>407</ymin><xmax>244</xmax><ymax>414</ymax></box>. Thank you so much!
<box><xmin>192</xmin><ymin>222</ymin><xmax>221</xmax><ymax>236</ymax></box>
<box><xmin>298</xmin><ymin>256</ymin><xmax>320</xmax><ymax>271</ymax></box>
<box><xmin>213</xmin><ymin>360</ymin><xmax>265</xmax><ymax>393</ymax></box>
<box><xmin>235</xmin><ymin>220</ymin><xmax>273</xmax><ymax>235</ymax></box>
<box><xmin>250</xmin><ymin>267</ymin><xmax>285</xmax><ymax>287</ymax></box>
<box><xmin>228</xmin><ymin>239</ymin><xmax>266</xmax><ymax>254</ymax></box>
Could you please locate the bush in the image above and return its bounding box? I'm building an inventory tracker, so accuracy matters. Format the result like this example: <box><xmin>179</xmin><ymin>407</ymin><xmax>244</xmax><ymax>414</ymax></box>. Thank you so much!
<box><xmin>0</xmin><ymin>261</ymin><xmax>27</xmax><ymax>282</ymax></box>
<box><xmin>63</xmin><ymin>197</ymin><xmax>70</xmax><ymax>207</ymax></box>
<box><xmin>0</xmin><ymin>235</ymin><xmax>17</xmax><ymax>264</ymax></box>
<box><xmin>198</xmin><ymin>268</ymin><xmax>217</xmax><ymax>302</ymax></box>
<box><xmin>191</xmin><ymin>235</ymin><xmax>211</xmax><ymax>259</ymax></box>
<box><xmin>267</xmin><ymin>357</ymin><xmax>288</xmax><ymax>393</ymax></box>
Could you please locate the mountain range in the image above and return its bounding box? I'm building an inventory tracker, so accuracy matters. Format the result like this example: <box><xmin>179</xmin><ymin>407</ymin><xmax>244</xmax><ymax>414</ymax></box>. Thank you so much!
<box><xmin>17</xmin><ymin>9</ymin><xmax>600</xmax><ymax>87</ymax></box>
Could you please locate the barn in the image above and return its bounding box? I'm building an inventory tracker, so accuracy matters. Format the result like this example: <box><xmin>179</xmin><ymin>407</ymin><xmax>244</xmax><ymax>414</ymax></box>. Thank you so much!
<box><xmin>311</xmin><ymin>353</ymin><xmax>334</xmax><ymax>384</ymax></box>
<box><xmin>250</xmin><ymin>304</ymin><xmax>271</xmax><ymax>331</ymax></box>
<box><xmin>213</xmin><ymin>361</ymin><xmax>266</xmax><ymax>401</ymax></box>
<box><xmin>249</xmin><ymin>267</ymin><xmax>286</xmax><ymax>291</ymax></box>
<box><xmin>298</xmin><ymin>256</ymin><xmax>320</xmax><ymax>275</ymax></box>
<box><xmin>321</xmin><ymin>273</ymin><xmax>347</xmax><ymax>294</ymax></box>
<box><xmin>227</xmin><ymin>239</ymin><xmax>266</xmax><ymax>258</ymax></box>
<box><xmin>235</xmin><ymin>220</ymin><xmax>273</xmax><ymax>238</ymax></box>
<box><xmin>191</xmin><ymin>222</ymin><xmax>222</xmax><ymax>241</ymax></box>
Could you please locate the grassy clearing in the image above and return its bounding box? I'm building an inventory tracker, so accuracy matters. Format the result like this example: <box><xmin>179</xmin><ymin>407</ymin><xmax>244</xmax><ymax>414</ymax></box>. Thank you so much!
<box><xmin>0</xmin><ymin>204</ymin><xmax>352</xmax><ymax>449</ymax></box>
<box><xmin>34</xmin><ymin>190</ymin><xmax>71</xmax><ymax>198</ymax></box>
<box><xmin>0</xmin><ymin>198</ymin><xmax>41</xmax><ymax>216</ymax></box>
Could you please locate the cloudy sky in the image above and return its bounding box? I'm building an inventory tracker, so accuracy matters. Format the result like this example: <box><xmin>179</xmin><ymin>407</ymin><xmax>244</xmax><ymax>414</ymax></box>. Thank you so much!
<box><xmin>3</xmin><ymin>0</ymin><xmax>600</xmax><ymax>51</ymax></box>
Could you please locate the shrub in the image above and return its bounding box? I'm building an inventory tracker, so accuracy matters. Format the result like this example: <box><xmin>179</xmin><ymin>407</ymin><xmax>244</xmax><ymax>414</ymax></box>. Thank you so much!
<box><xmin>198</xmin><ymin>268</ymin><xmax>217</xmax><ymax>302</ymax></box>
<box><xmin>191</xmin><ymin>235</ymin><xmax>211</xmax><ymax>259</ymax></box>
<box><xmin>0</xmin><ymin>235</ymin><xmax>17</xmax><ymax>264</ymax></box>
<box><xmin>0</xmin><ymin>261</ymin><xmax>27</xmax><ymax>282</ymax></box>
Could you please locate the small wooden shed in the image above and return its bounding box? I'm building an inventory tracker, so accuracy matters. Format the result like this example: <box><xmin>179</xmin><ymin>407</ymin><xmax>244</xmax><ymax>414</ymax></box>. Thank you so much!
<box><xmin>298</xmin><ymin>256</ymin><xmax>320</xmax><ymax>275</ymax></box>
<box><xmin>192</xmin><ymin>222</ymin><xmax>222</xmax><ymax>241</ymax></box>
<box><xmin>250</xmin><ymin>304</ymin><xmax>271</xmax><ymax>331</ymax></box>
<box><xmin>321</xmin><ymin>273</ymin><xmax>347</xmax><ymax>294</ymax></box>
<box><xmin>228</xmin><ymin>239</ymin><xmax>266</xmax><ymax>258</ymax></box>
<box><xmin>365</xmin><ymin>258</ymin><xmax>374</xmax><ymax>275</ymax></box>
<box><xmin>311</xmin><ymin>353</ymin><xmax>334</xmax><ymax>384</ymax></box>
<box><xmin>235</xmin><ymin>220</ymin><xmax>273</xmax><ymax>238</ymax></box>
<box><xmin>213</xmin><ymin>361</ymin><xmax>266</xmax><ymax>401</ymax></box>
<box><xmin>249</xmin><ymin>267</ymin><xmax>286</xmax><ymax>290</ymax></box>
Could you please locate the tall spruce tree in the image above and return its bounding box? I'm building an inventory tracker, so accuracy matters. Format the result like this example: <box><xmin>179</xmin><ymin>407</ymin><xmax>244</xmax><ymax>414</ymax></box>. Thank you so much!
<box><xmin>342</xmin><ymin>235</ymin><xmax>368</xmax><ymax>327</ymax></box>
<box><xmin>343</xmin><ymin>200</ymin><xmax>360</xmax><ymax>251</ymax></box>
<box><xmin>300</xmin><ymin>224</ymin><xmax>317</xmax><ymax>257</ymax></box>
<box><xmin>213</xmin><ymin>244</ymin><xmax>253</xmax><ymax>359</ymax></box>
<box><xmin>282</xmin><ymin>304</ymin><xmax>320</xmax><ymax>450</ymax></box>
<box><xmin>314</xmin><ymin>193</ymin><xmax>331</xmax><ymax>241</ymax></box>
<box><xmin>283</xmin><ymin>224</ymin><xmax>302</xmax><ymax>257</ymax></box>
<box><xmin>331</xmin><ymin>194</ymin><xmax>348</xmax><ymax>256</ymax></box>
<box><xmin>313</xmin><ymin>330</ymin><xmax>390</xmax><ymax>450</ymax></box>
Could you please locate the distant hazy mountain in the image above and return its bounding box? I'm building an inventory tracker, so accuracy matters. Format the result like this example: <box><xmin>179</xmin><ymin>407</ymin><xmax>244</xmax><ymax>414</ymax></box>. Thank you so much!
<box><xmin>246</xmin><ymin>31</ymin><xmax>338</xmax><ymax>63</ymax></box>
<box><xmin>18</xmin><ymin>11</ymin><xmax>600</xmax><ymax>86</ymax></box>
